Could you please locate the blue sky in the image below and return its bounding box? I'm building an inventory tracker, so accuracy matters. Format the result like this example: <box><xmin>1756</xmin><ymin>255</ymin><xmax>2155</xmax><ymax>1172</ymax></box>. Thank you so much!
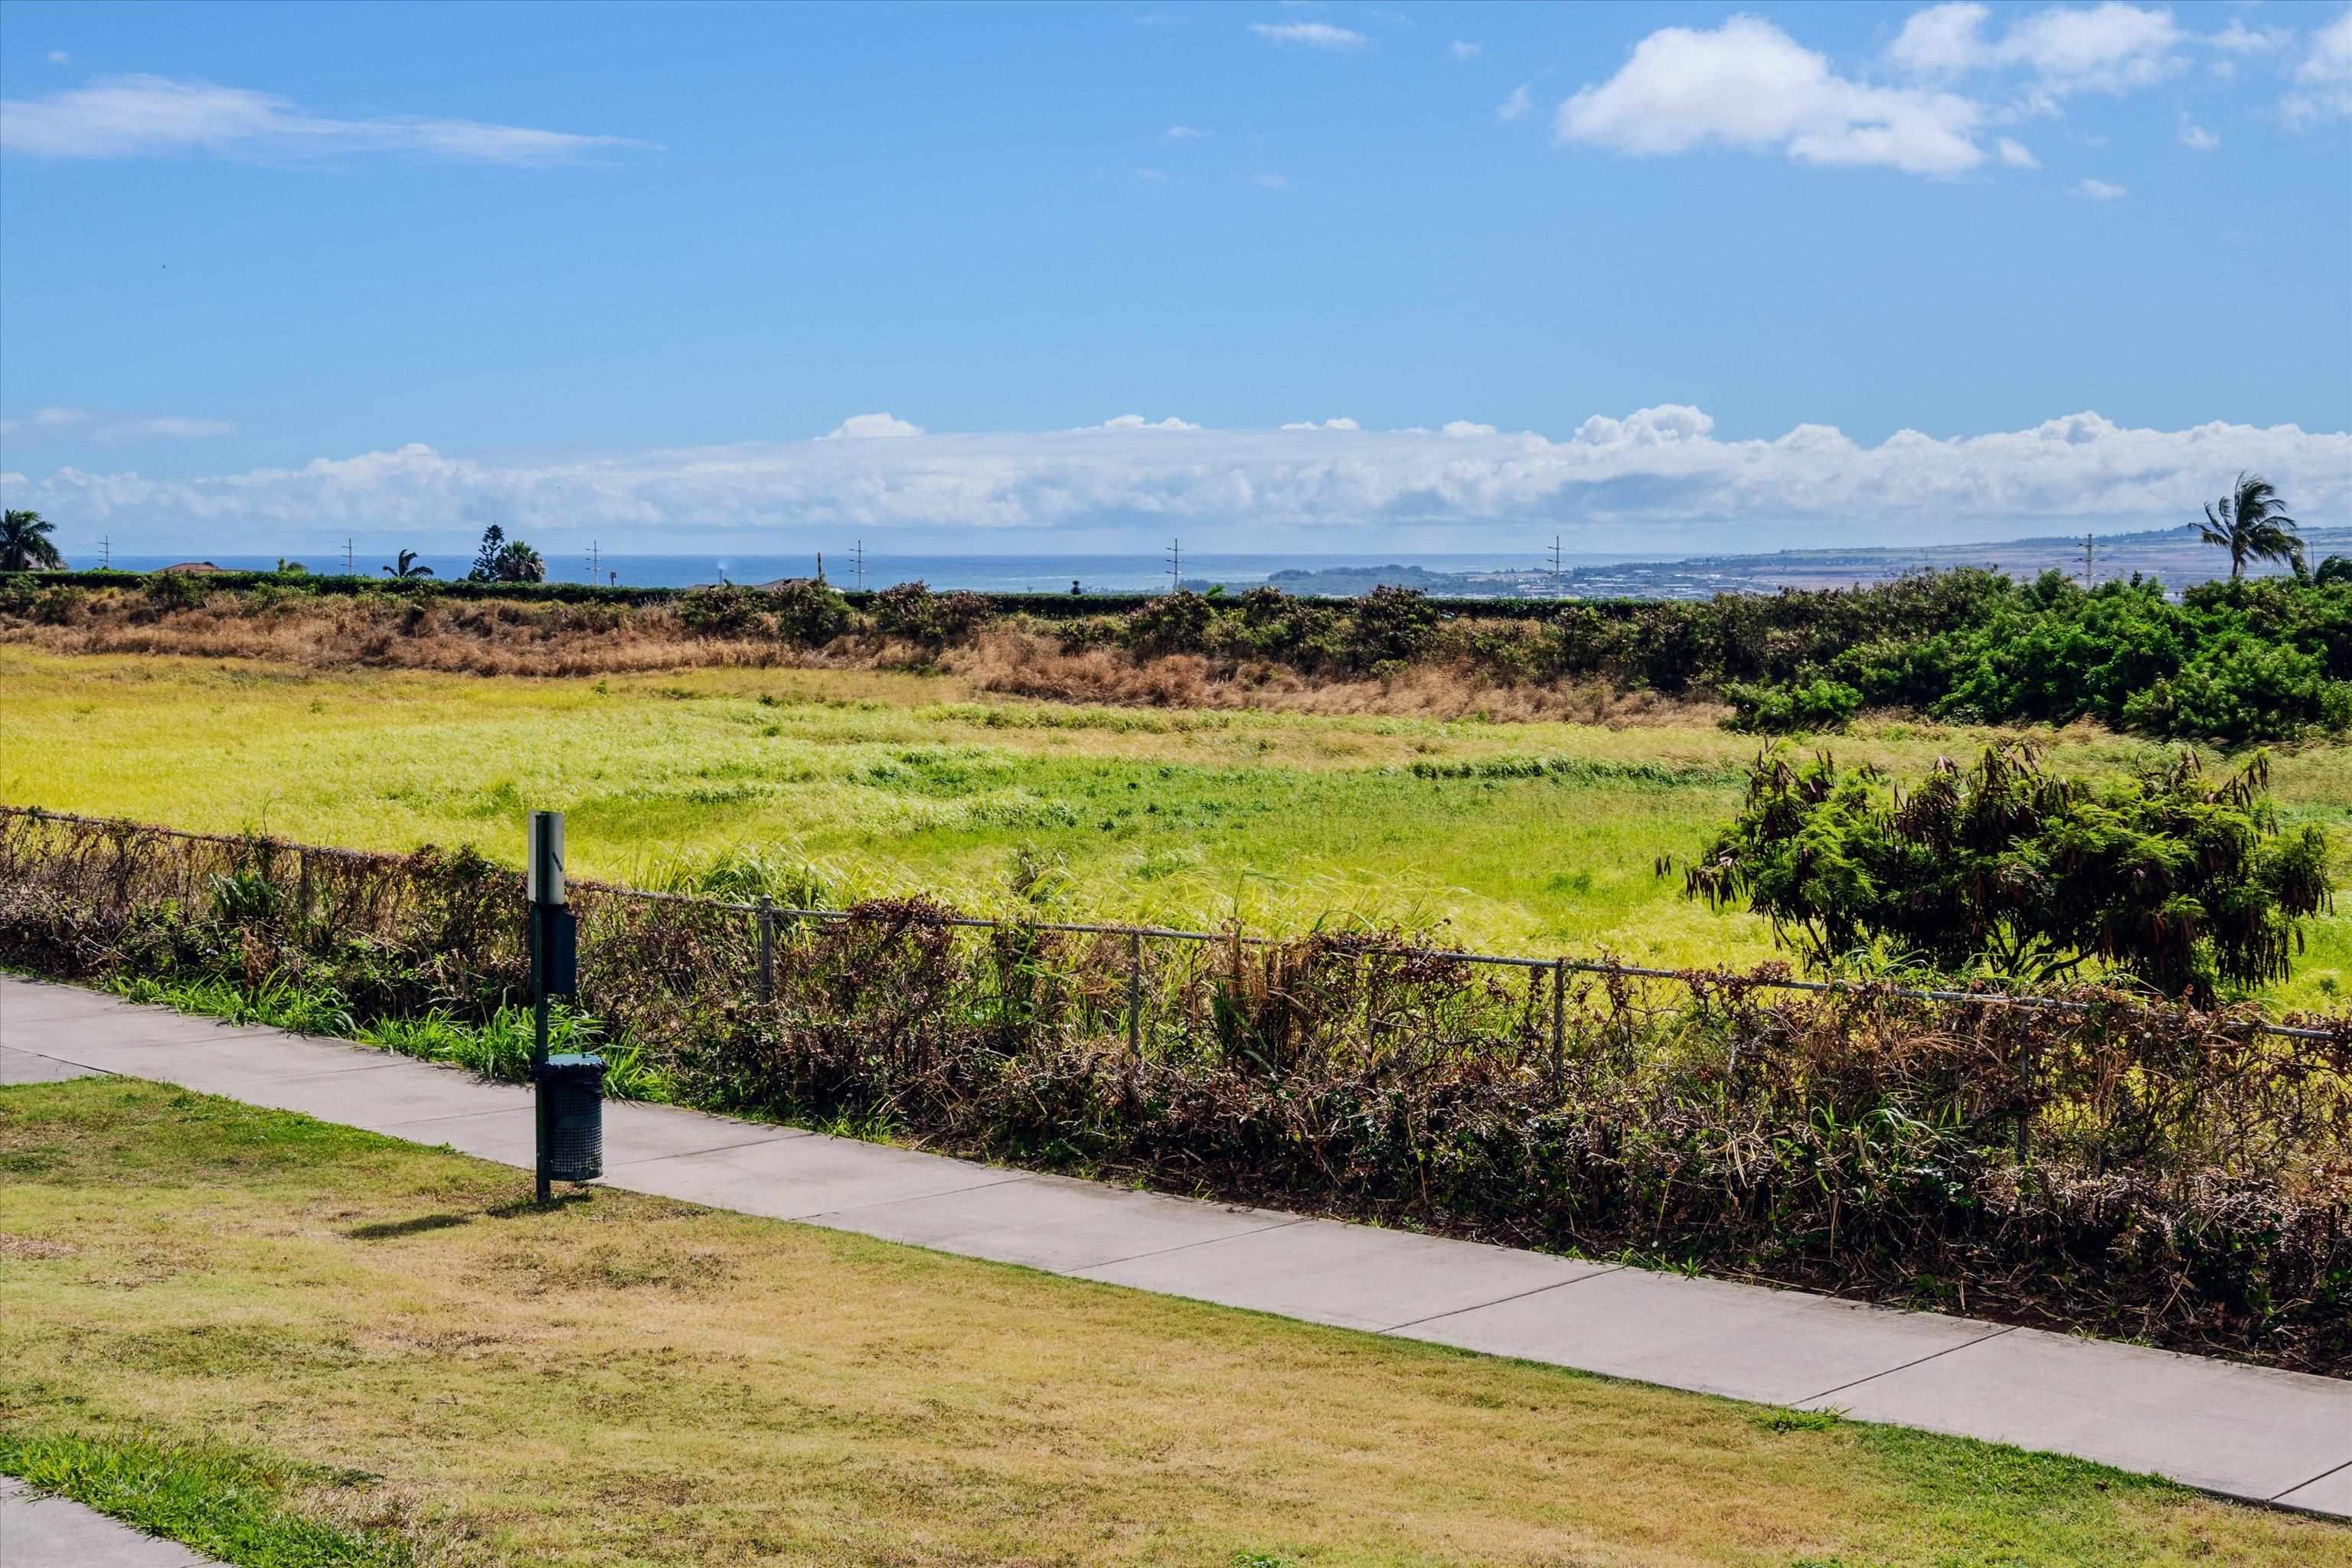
<box><xmin>2</xmin><ymin>1</ymin><xmax>2347</xmax><ymax>556</ymax></box>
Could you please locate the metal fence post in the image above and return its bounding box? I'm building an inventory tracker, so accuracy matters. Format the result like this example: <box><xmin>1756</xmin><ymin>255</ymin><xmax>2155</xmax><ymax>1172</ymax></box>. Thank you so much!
<box><xmin>1550</xmin><ymin>958</ymin><xmax>1566</xmax><ymax>1093</ymax></box>
<box><xmin>757</xmin><ymin>895</ymin><xmax>776</xmax><ymax>1004</ymax></box>
<box><xmin>1127</xmin><ymin>929</ymin><xmax>1143</xmax><ymax>1057</ymax></box>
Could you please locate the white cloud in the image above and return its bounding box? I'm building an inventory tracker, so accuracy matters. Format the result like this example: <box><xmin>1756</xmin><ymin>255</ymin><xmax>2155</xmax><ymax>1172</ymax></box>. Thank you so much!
<box><xmin>1557</xmin><ymin>16</ymin><xmax>1986</xmax><ymax>177</ymax></box>
<box><xmin>1250</xmin><ymin>21</ymin><xmax>1366</xmax><ymax>51</ymax></box>
<box><xmin>1281</xmin><ymin>416</ymin><xmax>1361</xmax><ymax>431</ymax></box>
<box><xmin>821</xmin><ymin>413</ymin><xmax>923</xmax><ymax>439</ymax></box>
<box><xmin>1162</xmin><ymin>124</ymin><xmax>1208</xmax><ymax>141</ymax></box>
<box><xmin>1099</xmin><ymin>414</ymin><xmax>1201</xmax><ymax>431</ymax></box>
<box><xmin>2286</xmin><ymin>9</ymin><xmax>2352</xmax><ymax>122</ymax></box>
<box><xmin>1250</xmin><ymin>171</ymin><xmax>1289</xmax><ymax>188</ymax></box>
<box><xmin>1497</xmin><ymin>83</ymin><xmax>1533</xmax><ymax>122</ymax></box>
<box><xmin>2073</xmin><ymin>176</ymin><xmax>2127</xmax><ymax>200</ymax></box>
<box><xmin>1442</xmin><ymin>420</ymin><xmax>1499</xmax><ymax>438</ymax></box>
<box><xmin>2177</xmin><ymin>114</ymin><xmax>2217</xmax><ymax>150</ymax></box>
<box><xmin>0</xmin><ymin>406</ymin><xmax>234</xmax><ymax>445</ymax></box>
<box><xmin>46</xmin><ymin>51</ymin><xmax>69</xmax><ymax>65</ymax></box>
<box><xmin>1889</xmin><ymin>3</ymin><xmax>2185</xmax><ymax>95</ymax></box>
<box><xmin>2209</xmin><ymin>20</ymin><xmax>2292</xmax><ymax>56</ymax></box>
<box><xmin>0</xmin><ymin>74</ymin><xmax>648</xmax><ymax>165</ymax></box>
<box><xmin>1449</xmin><ymin>41</ymin><xmax>1483</xmax><ymax>61</ymax></box>
<box><xmin>18</xmin><ymin>410</ymin><xmax>2341</xmax><ymax>548</ymax></box>
<box><xmin>1996</xmin><ymin>136</ymin><xmax>2039</xmax><ymax>167</ymax></box>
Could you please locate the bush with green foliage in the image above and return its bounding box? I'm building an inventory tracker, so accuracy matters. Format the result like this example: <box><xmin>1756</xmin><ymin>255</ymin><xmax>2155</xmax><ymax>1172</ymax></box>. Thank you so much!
<box><xmin>871</xmin><ymin>580</ymin><xmax>990</xmax><ymax>645</ymax></box>
<box><xmin>675</xmin><ymin>583</ymin><xmax>769</xmax><ymax>636</ymax></box>
<box><xmin>1685</xmin><ymin>745</ymin><xmax>2334</xmax><ymax>1001</ymax></box>
<box><xmin>769</xmin><ymin>579</ymin><xmax>852</xmax><ymax>646</ymax></box>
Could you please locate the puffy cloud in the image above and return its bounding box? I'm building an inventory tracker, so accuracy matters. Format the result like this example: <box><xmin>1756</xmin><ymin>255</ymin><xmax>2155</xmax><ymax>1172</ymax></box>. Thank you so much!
<box><xmin>2177</xmin><ymin>115</ymin><xmax>2217</xmax><ymax>150</ymax></box>
<box><xmin>0</xmin><ymin>74</ymin><xmax>648</xmax><ymax>165</ymax></box>
<box><xmin>1281</xmin><ymin>418</ymin><xmax>1361</xmax><ymax>431</ymax></box>
<box><xmin>1250</xmin><ymin>171</ymin><xmax>1289</xmax><ymax>188</ymax></box>
<box><xmin>1556</xmin><ymin>16</ymin><xmax>1987</xmax><ymax>177</ymax></box>
<box><xmin>15</xmin><ymin>408</ymin><xmax>2341</xmax><ymax>550</ymax></box>
<box><xmin>0</xmin><ymin>406</ymin><xmax>234</xmax><ymax>444</ymax></box>
<box><xmin>2073</xmin><ymin>176</ymin><xmax>2127</xmax><ymax>200</ymax></box>
<box><xmin>1162</xmin><ymin>124</ymin><xmax>1208</xmax><ymax>141</ymax></box>
<box><xmin>1996</xmin><ymin>136</ymin><xmax>2040</xmax><ymax>166</ymax></box>
<box><xmin>2287</xmin><ymin>9</ymin><xmax>2352</xmax><ymax>122</ymax></box>
<box><xmin>1250</xmin><ymin>22</ymin><xmax>1366</xmax><ymax>51</ymax></box>
<box><xmin>1496</xmin><ymin>83</ymin><xmax>1533</xmax><ymax>122</ymax></box>
<box><xmin>1099</xmin><ymin>414</ymin><xmax>1201</xmax><ymax>431</ymax></box>
<box><xmin>1449</xmin><ymin>41</ymin><xmax>1483</xmax><ymax>62</ymax></box>
<box><xmin>822</xmin><ymin>413</ymin><xmax>923</xmax><ymax>439</ymax></box>
<box><xmin>1889</xmin><ymin>3</ymin><xmax>2185</xmax><ymax>94</ymax></box>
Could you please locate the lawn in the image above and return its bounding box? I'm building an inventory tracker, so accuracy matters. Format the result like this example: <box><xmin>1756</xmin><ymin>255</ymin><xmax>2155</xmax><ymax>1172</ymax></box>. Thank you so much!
<box><xmin>2</xmin><ymin>1077</ymin><xmax>2343</xmax><ymax>1567</ymax></box>
<box><xmin>5</xmin><ymin>647</ymin><xmax>2350</xmax><ymax>1005</ymax></box>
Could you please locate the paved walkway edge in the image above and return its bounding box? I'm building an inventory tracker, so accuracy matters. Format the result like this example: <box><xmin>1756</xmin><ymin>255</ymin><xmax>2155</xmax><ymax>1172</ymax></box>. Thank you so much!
<box><xmin>3</xmin><ymin>976</ymin><xmax>2347</xmax><ymax>1524</ymax></box>
<box><xmin>0</xmin><ymin>1477</ymin><xmax>222</xmax><ymax>1567</ymax></box>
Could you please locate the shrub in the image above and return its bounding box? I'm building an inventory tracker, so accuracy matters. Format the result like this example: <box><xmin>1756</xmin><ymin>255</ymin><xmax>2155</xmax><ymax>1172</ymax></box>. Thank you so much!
<box><xmin>1720</xmin><ymin>676</ymin><xmax>1863</xmax><ymax>733</ymax></box>
<box><xmin>1686</xmin><ymin>744</ymin><xmax>2334</xmax><ymax>1001</ymax></box>
<box><xmin>769</xmin><ymin>580</ymin><xmax>852</xmax><ymax>646</ymax></box>
<box><xmin>1124</xmin><ymin>591</ymin><xmax>1216</xmax><ymax>657</ymax></box>
<box><xmin>872</xmin><ymin>581</ymin><xmax>992</xmax><ymax>645</ymax></box>
<box><xmin>677</xmin><ymin>583</ymin><xmax>769</xmax><ymax>636</ymax></box>
<box><xmin>143</xmin><ymin>573</ymin><xmax>211</xmax><ymax>612</ymax></box>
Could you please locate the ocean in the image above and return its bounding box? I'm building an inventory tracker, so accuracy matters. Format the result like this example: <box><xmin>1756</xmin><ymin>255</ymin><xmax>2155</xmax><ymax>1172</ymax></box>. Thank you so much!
<box><xmin>96</xmin><ymin>550</ymin><xmax>1644</xmax><ymax>593</ymax></box>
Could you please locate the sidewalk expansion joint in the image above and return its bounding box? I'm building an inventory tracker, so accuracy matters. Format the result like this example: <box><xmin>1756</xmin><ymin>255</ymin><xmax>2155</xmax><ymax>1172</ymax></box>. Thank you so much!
<box><xmin>1377</xmin><ymin>1266</ymin><xmax>1628</xmax><ymax>1334</ymax></box>
<box><xmin>599</xmin><ymin>1131</ymin><xmax>811</xmax><ymax>1168</ymax></box>
<box><xmin>2271</xmin><ymin>1456</ymin><xmax>2352</xmax><ymax>1504</ymax></box>
<box><xmin>1796</xmin><ymin>1325</ymin><xmax>2019</xmax><ymax>1407</ymax></box>
<box><xmin>783</xmin><ymin>1172</ymin><xmax>1037</xmax><ymax>1220</ymax></box>
<box><xmin>1075</xmin><ymin>1217</ymin><xmax>1313</xmax><ymax>1273</ymax></box>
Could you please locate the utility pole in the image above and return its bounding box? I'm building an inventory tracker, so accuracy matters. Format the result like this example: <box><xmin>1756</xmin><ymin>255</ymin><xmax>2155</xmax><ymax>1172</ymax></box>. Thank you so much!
<box><xmin>100</xmin><ymin>535</ymin><xmax>111</xmax><ymax>570</ymax></box>
<box><xmin>2082</xmin><ymin>533</ymin><xmax>2095</xmax><ymax>586</ymax></box>
<box><xmin>586</xmin><ymin>541</ymin><xmax>601</xmax><ymax>583</ymax></box>
<box><xmin>815</xmin><ymin>550</ymin><xmax>825</xmax><ymax>584</ymax></box>
<box><xmin>1550</xmin><ymin>534</ymin><xmax>1564</xmax><ymax>593</ymax></box>
<box><xmin>344</xmin><ymin>537</ymin><xmax>354</xmax><ymax>575</ymax></box>
<box><xmin>854</xmin><ymin>539</ymin><xmax>864</xmax><ymax>592</ymax></box>
<box><xmin>1166</xmin><ymin>537</ymin><xmax>1181</xmax><ymax>593</ymax></box>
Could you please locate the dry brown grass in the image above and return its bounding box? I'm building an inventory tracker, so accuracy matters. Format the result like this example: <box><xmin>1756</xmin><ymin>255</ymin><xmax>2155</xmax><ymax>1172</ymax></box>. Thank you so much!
<box><xmin>4</xmin><ymin>589</ymin><xmax>1720</xmax><ymax>726</ymax></box>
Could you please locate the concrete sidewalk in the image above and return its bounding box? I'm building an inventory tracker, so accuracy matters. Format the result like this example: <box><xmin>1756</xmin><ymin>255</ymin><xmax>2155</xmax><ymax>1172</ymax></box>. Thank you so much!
<box><xmin>4</xmin><ymin>975</ymin><xmax>2347</xmax><ymax>1522</ymax></box>
<box><xmin>0</xmin><ymin>1478</ymin><xmax>221</xmax><ymax>1567</ymax></box>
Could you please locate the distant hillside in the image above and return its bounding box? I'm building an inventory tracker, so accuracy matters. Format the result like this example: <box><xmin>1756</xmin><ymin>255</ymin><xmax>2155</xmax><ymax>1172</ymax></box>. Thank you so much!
<box><xmin>1243</xmin><ymin>524</ymin><xmax>2352</xmax><ymax>601</ymax></box>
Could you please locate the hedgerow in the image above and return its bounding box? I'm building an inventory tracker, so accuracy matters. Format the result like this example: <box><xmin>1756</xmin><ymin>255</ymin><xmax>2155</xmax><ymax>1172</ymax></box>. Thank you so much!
<box><xmin>4</xmin><ymin>805</ymin><xmax>2346</xmax><ymax>1374</ymax></box>
<box><xmin>6</xmin><ymin>565</ymin><xmax>2350</xmax><ymax>740</ymax></box>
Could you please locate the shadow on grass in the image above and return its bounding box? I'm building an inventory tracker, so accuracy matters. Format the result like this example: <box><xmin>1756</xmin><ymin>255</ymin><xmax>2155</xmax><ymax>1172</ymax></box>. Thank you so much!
<box><xmin>344</xmin><ymin>1191</ymin><xmax>598</xmax><ymax>1240</ymax></box>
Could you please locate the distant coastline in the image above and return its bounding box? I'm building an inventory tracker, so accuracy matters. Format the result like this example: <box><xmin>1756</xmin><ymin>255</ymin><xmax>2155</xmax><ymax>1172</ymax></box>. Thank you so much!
<box><xmin>90</xmin><ymin>522</ymin><xmax>2352</xmax><ymax>601</ymax></box>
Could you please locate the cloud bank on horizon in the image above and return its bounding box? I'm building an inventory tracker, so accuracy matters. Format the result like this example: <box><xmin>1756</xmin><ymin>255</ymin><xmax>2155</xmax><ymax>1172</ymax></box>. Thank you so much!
<box><xmin>7</xmin><ymin>407</ymin><xmax>2344</xmax><ymax>551</ymax></box>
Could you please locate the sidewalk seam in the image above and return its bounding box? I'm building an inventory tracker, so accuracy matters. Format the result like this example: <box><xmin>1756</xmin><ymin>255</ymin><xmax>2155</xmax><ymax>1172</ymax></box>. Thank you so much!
<box><xmin>1076</xmin><ymin>1217</ymin><xmax>1313</xmax><ymax>1273</ymax></box>
<box><xmin>1380</xmin><ymin>1266</ymin><xmax>1629</xmax><ymax>1334</ymax></box>
<box><xmin>2270</xmin><ymin>1455</ymin><xmax>2352</xmax><ymax>1504</ymax></box>
<box><xmin>1796</xmin><ymin>1325</ymin><xmax>2019</xmax><ymax>1406</ymax></box>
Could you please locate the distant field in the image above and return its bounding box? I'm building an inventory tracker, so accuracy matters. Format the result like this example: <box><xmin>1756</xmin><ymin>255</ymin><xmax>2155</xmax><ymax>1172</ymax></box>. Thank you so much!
<box><xmin>7</xmin><ymin>647</ymin><xmax>2350</xmax><ymax>1006</ymax></box>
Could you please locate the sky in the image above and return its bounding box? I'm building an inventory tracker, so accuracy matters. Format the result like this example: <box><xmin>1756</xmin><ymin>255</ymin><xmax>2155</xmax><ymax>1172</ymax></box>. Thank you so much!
<box><xmin>2</xmin><ymin>0</ymin><xmax>2348</xmax><ymax>559</ymax></box>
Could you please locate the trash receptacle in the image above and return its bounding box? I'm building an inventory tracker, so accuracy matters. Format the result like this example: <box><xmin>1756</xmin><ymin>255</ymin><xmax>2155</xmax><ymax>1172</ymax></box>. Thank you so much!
<box><xmin>537</xmin><ymin>1053</ymin><xmax>606</xmax><ymax>1182</ymax></box>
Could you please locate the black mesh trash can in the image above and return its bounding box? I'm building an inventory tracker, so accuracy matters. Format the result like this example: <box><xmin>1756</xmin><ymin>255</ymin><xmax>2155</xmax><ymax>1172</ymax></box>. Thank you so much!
<box><xmin>537</xmin><ymin>1053</ymin><xmax>606</xmax><ymax>1183</ymax></box>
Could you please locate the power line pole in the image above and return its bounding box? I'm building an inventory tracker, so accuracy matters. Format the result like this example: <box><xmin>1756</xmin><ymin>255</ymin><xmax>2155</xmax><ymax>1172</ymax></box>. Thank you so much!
<box><xmin>100</xmin><ymin>535</ymin><xmax>111</xmax><ymax>570</ymax></box>
<box><xmin>1549</xmin><ymin>534</ymin><xmax>1563</xmax><ymax>593</ymax></box>
<box><xmin>344</xmin><ymin>537</ymin><xmax>355</xmax><ymax>575</ymax></box>
<box><xmin>2082</xmin><ymin>532</ymin><xmax>2095</xmax><ymax>586</ymax></box>
<box><xmin>1166</xmin><ymin>537</ymin><xmax>1181</xmax><ymax>593</ymax></box>
<box><xmin>815</xmin><ymin>550</ymin><xmax>825</xmax><ymax>584</ymax></box>
<box><xmin>586</xmin><ymin>541</ymin><xmax>600</xmax><ymax>583</ymax></box>
<box><xmin>854</xmin><ymin>539</ymin><xmax>864</xmax><ymax>591</ymax></box>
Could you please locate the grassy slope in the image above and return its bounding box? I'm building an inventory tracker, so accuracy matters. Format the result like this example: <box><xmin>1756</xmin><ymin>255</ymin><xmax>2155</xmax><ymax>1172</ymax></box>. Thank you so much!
<box><xmin>5</xmin><ymin>648</ymin><xmax>2350</xmax><ymax>1005</ymax></box>
<box><xmin>2</xmin><ymin>1077</ymin><xmax>2343</xmax><ymax>1568</ymax></box>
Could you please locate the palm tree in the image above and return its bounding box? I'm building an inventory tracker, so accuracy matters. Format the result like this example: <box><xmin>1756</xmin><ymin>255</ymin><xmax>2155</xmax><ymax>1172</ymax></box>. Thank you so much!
<box><xmin>383</xmin><ymin>548</ymin><xmax>436</xmax><ymax>579</ymax></box>
<box><xmin>2200</xmin><ymin>472</ymin><xmax>2303</xmax><ymax>580</ymax></box>
<box><xmin>1</xmin><ymin>510</ymin><xmax>64</xmax><ymax>571</ymax></box>
<box><xmin>493</xmin><ymin>541</ymin><xmax>547</xmax><ymax>583</ymax></box>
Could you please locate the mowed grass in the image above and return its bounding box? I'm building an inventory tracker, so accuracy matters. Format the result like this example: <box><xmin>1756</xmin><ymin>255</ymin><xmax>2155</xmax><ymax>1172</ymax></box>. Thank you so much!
<box><xmin>6</xmin><ymin>647</ymin><xmax>2351</xmax><ymax>1005</ymax></box>
<box><xmin>2</xmin><ymin>1078</ymin><xmax>2344</xmax><ymax>1568</ymax></box>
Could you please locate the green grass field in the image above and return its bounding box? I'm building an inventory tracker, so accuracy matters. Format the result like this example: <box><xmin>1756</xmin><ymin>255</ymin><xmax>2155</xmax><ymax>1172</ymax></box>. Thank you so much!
<box><xmin>4</xmin><ymin>1077</ymin><xmax>2343</xmax><ymax>1567</ymax></box>
<box><xmin>7</xmin><ymin>647</ymin><xmax>2350</xmax><ymax>1005</ymax></box>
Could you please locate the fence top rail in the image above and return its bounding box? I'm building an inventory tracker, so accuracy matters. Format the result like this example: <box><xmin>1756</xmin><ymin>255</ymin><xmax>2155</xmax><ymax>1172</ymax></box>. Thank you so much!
<box><xmin>6</xmin><ymin>804</ymin><xmax>2343</xmax><ymax>1042</ymax></box>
